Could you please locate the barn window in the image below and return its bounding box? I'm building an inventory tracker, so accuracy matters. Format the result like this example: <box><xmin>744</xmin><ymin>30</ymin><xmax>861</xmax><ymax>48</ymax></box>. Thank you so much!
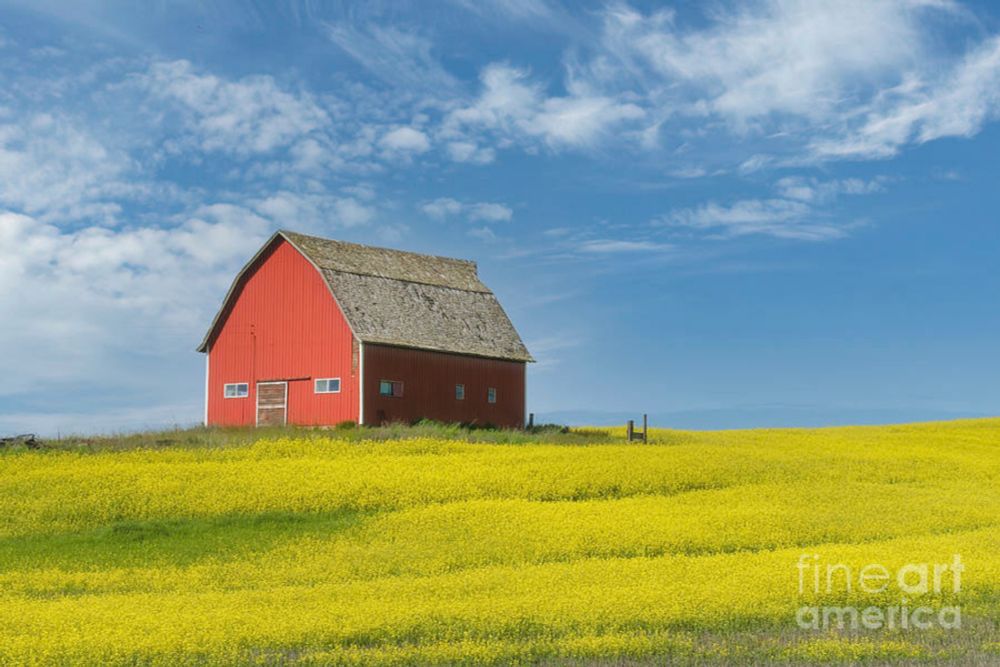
<box><xmin>487</xmin><ymin>387</ymin><xmax>497</xmax><ymax>404</ymax></box>
<box><xmin>379</xmin><ymin>380</ymin><xmax>403</xmax><ymax>397</ymax></box>
<box><xmin>455</xmin><ymin>384</ymin><xmax>465</xmax><ymax>400</ymax></box>
<box><xmin>315</xmin><ymin>378</ymin><xmax>341</xmax><ymax>394</ymax></box>
<box><xmin>224</xmin><ymin>383</ymin><xmax>249</xmax><ymax>399</ymax></box>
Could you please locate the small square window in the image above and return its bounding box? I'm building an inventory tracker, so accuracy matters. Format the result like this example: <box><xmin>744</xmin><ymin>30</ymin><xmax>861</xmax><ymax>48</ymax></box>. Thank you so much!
<box><xmin>455</xmin><ymin>384</ymin><xmax>465</xmax><ymax>400</ymax></box>
<box><xmin>487</xmin><ymin>387</ymin><xmax>497</xmax><ymax>404</ymax></box>
<box><xmin>380</xmin><ymin>380</ymin><xmax>403</xmax><ymax>397</ymax></box>
<box><xmin>224</xmin><ymin>383</ymin><xmax>249</xmax><ymax>399</ymax></box>
<box><xmin>315</xmin><ymin>378</ymin><xmax>341</xmax><ymax>394</ymax></box>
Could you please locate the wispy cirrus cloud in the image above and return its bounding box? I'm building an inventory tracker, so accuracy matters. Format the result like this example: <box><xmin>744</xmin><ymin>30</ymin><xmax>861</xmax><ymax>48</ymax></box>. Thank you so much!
<box><xmin>443</xmin><ymin>64</ymin><xmax>645</xmax><ymax>151</ymax></box>
<box><xmin>447</xmin><ymin>0</ymin><xmax>561</xmax><ymax>24</ymax></box>
<box><xmin>421</xmin><ymin>197</ymin><xmax>513</xmax><ymax>222</ymax></box>
<box><xmin>664</xmin><ymin>198</ymin><xmax>834</xmax><ymax>241</ymax></box>
<box><xmin>137</xmin><ymin>60</ymin><xmax>329</xmax><ymax>156</ymax></box>
<box><xmin>659</xmin><ymin>176</ymin><xmax>884</xmax><ymax>241</ymax></box>
<box><xmin>326</xmin><ymin>23</ymin><xmax>460</xmax><ymax>92</ymax></box>
<box><xmin>576</xmin><ymin>1</ymin><xmax>1000</xmax><ymax>166</ymax></box>
<box><xmin>774</xmin><ymin>176</ymin><xmax>886</xmax><ymax>204</ymax></box>
<box><xmin>0</xmin><ymin>113</ymin><xmax>132</xmax><ymax>223</ymax></box>
<box><xmin>576</xmin><ymin>239</ymin><xmax>673</xmax><ymax>254</ymax></box>
<box><xmin>809</xmin><ymin>36</ymin><xmax>1000</xmax><ymax>159</ymax></box>
<box><xmin>595</xmin><ymin>0</ymin><xmax>947</xmax><ymax>121</ymax></box>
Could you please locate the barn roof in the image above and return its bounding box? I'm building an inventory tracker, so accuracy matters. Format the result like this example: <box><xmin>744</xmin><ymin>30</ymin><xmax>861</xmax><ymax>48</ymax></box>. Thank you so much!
<box><xmin>197</xmin><ymin>230</ymin><xmax>533</xmax><ymax>362</ymax></box>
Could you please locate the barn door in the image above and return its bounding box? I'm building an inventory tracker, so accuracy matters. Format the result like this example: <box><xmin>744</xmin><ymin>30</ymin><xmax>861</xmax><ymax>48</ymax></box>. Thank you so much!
<box><xmin>256</xmin><ymin>381</ymin><xmax>287</xmax><ymax>426</ymax></box>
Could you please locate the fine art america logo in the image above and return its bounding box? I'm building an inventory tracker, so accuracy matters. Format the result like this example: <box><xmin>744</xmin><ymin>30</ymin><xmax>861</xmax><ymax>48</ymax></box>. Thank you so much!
<box><xmin>795</xmin><ymin>554</ymin><xmax>964</xmax><ymax>631</ymax></box>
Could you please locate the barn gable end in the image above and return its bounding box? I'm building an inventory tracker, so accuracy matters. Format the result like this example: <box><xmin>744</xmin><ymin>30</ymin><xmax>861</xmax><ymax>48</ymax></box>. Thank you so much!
<box><xmin>202</xmin><ymin>237</ymin><xmax>359</xmax><ymax>427</ymax></box>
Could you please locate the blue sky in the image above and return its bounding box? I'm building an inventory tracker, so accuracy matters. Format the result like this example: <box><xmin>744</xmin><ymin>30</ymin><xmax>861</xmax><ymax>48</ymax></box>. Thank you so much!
<box><xmin>2</xmin><ymin>0</ymin><xmax>999</xmax><ymax>434</ymax></box>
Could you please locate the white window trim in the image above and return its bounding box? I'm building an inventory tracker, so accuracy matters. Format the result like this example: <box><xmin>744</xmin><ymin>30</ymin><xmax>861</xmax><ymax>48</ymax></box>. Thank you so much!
<box><xmin>315</xmin><ymin>377</ymin><xmax>342</xmax><ymax>394</ymax></box>
<box><xmin>224</xmin><ymin>382</ymin><xmax>249</xmax><ymax>399</ymax></box>
<box><xmin>455</xmin><ymin>383</ymin><xmax>465</xmax><ymax>400</ymax></box>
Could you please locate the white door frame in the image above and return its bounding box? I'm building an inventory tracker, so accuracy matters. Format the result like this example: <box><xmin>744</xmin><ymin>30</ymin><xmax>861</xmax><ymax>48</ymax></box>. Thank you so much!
<box><xmin>255</xmin><ymin>381</ymin><xmax>288</xmax><ymax>426</ymax></box>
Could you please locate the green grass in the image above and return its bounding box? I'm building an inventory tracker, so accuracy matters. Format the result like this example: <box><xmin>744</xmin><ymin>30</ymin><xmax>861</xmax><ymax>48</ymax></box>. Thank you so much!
<box><xmin>30</xmin><ymin>421</ymin><xmax>612</xmax><ymax>453</ymax></box>
<box><xmin>0</xmin><ymin>510</ymin><xmax>366</xmax><ymax>572</ymax></box>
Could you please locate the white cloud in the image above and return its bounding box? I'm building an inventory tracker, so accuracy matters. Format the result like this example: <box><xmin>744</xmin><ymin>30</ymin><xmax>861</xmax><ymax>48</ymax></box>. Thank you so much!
<box><xmin>0</xmin><ymin>182</ymin><xmax>379</xmax><ymax>401</ymax></box>
<box><xmin>567</xmin><ymin>1</ymin><xmax>1000</xmax><ymax>167</ymax></box>
<box><xmin>29</xmin><ymin>45</ymin><xmax>66</xmax><ymax>58</ymax></box>
<box><xmin>288</xmin><ymin>136</ymin><xmax>339</xmax><ymax>172</ymax></box>
<box><xmin>738</xmin><ymin>155</ymin><xmax>773</xmax><ymax>174</ymax></box>
<box><xmin>448</xmin><ymin>0</ymin><xmax>561</xmax><ymax>23</ymax></box>
<box><xmin>326</xmin><ymin>24</ymin><xmax>459</xmax><ymax>92</ymax></box>
<box><xmin>446</xmin><ymin>140</ymin><xmax>496</xmax><ymax>164</ymax></box>
<box><xmin>598</xmin><ymin>1</ymin><xmax>952</xmax><ymax>121</ymax></box>
<box><xmin>810</xmin><ymin>36</ymin><xmax>1000</xmax><ymax>159</ymax></box>
<box><xmin>420</xmin><ymin>197</ymin><xmax>513</xmax><ymax>222</ymax></box>
<box><xmin>332</xmin><ymin>197</ymin><xmax>376</xmax><ymax>226</ymax></box>
<box><xmin>468</xmin><ymin>226</ymin><xmax>497</xmax><ymax>242</ymax></box>
<box><xmin>447</xmin><ymin>65</ymin><xmax>538</xmax><ymax>131</ymax></box>
<box><xmin>0</xmin><ymin>114</ymin><xmax>132</xmax><ymax>223</ymax></box>
<box><xmin>342</xmin><ymin>183</ymin><xmax>377</xmax><ymax>201</ymax></box>
<box><xmin>446</xmin><ymin>64</ymin><xmax>645</xmax><ymax>150</ymax></box>
<box><xmin>665</xmin><ymin>198</ymin><xmax>831</xmax><ymax>240</ymax></box>
<box><xmin>661</xmin><ymin>175</ymin><xmax>884</xmax><ymax>240</ymax></box>
<box><xmin>421</xmin><ymin>197</ymin><xmax>464</xmax><ymax>219</ymax></box>
<box><xmin>669</xmin><ymin>166</ymin><xmax>709</xmax><ymax>179</ymax></box>
<box><xmin>577</xmin><ymin>239</ymin><xmax>673</xmax><ymax>253</ymax></box>
<box><xmin>379</xmin><ymin>126</ymin><xmax>431</xmax><ymax>153</ymax></box>
<box><xmin>468</xmin><ymin>202</ymin><xmax>513</xmax><ymax>222</ymax></box>
<box><xmin>252</xmin><ymin>191</ymin><xmax>376</xmax><ymax>229</ymax></box>
<box><xmin>532</xmin><ymin>95</ymin><xmax>644</xmax><ymax>147</ymax></box>
<box><xmin>114</xmin><ymin>7</ymin><xmax>1000</xmax><ymax>175</ymax></box>
<box><xmin>139</xmin><ymin>60</ymin><xmax>329</xmax><ymax>155</ymax></box>
<box><xmin>0</xmin><ymin>208</ymin><xmax>271</xmax><ymax>397</ymax></box>
<box><xmin>774</xmin><ymin>176</ymin><xmax>885</xmax><ymax>204</ymax></box>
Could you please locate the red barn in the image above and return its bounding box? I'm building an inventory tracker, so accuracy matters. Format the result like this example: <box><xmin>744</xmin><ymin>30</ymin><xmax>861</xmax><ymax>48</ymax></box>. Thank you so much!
<box><xmin>197</xmin><ymin>230</ymin><xmax>533</xmax><ymax>428</ymax></box>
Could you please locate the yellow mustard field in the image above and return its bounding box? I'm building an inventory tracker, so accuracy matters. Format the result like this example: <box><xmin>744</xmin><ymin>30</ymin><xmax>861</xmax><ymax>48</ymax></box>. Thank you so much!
<box><xmin>2</xmin><ymin>420</ymin><xmax>1000</xmax><ymax>665</ymax></box>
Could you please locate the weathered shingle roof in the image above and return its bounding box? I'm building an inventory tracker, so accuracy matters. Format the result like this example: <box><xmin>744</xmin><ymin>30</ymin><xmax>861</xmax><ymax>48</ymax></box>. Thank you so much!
<box><xmin>282</xmin><ymin>231</ymin><xmax>490</xmax><ymax>293</ymax></box>
<box><xmin>198</xmin><ymin>230</ymin><xmax>533</xmax><ymax>362</ymax></box>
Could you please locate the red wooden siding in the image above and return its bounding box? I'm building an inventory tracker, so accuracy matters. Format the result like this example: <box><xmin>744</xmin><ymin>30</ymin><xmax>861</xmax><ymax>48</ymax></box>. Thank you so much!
<box><xmin>363</xmin><ymin>344</ymin><xmax>525</xmax><ymax>428</ymax></box>
<box><xmin>205</xmin><ymin>239</ymin><xmax>359</xmax><ymax>426</ymax></box>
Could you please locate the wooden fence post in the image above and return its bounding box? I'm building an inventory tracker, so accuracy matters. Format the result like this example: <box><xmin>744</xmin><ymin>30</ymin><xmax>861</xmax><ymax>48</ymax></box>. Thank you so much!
<box><xmin>643</xmin><ymin>414</ymin><xmax>648</xmax><ymax>443</ymax></box>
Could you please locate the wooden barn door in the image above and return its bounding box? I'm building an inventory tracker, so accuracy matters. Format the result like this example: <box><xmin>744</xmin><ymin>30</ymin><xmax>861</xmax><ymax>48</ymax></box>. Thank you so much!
<box><xmin>256</xmin><ymin>381</ymin><xmax>287</xmax><ymax>426</ymax></box>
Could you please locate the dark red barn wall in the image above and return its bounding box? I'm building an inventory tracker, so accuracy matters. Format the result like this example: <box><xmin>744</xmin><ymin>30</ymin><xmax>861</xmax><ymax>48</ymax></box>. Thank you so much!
<box><xmin>362</xmin><ymin>344</ymin><xmax>526</xmax><ymax>428</ymax></box>
<box><xmin>205</xmin><ymin>239</ymin><xmax>359</xmax><ymax>426</ymax></box>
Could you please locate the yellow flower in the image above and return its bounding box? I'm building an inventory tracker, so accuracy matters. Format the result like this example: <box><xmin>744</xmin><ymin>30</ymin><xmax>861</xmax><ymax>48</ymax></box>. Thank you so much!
<box><xmin>0</xmin><ymin>419</ymin><xmax>998</xmax><ymax>664</ymax></box>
